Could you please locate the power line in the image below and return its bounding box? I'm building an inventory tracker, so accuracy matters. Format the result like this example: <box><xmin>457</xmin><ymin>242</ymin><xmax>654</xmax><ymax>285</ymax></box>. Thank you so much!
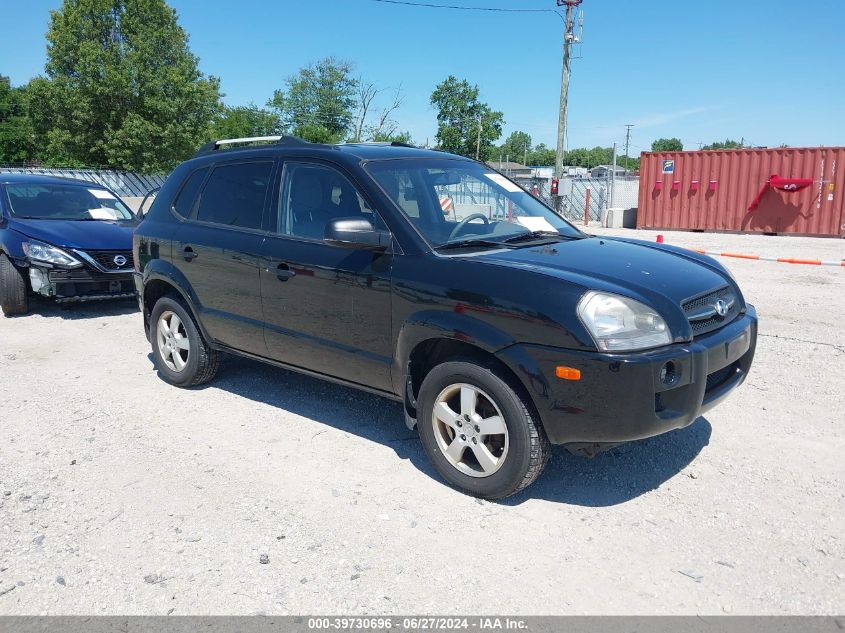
<box><xmin>367</xmin><ymin>0</ymin><xmax>559</xmax><ymax>16</ymax></box>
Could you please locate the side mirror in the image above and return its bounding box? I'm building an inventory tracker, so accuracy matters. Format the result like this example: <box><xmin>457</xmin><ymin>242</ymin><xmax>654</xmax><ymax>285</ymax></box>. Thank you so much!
<box><xmin>324</xmin><ymin>217</ymin><xmax>390</xmax><ymax>251</ymax></box>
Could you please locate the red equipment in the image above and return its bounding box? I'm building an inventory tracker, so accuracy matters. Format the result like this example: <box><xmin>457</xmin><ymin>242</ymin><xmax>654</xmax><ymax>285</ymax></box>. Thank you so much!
<box><xmin>747</xmin><ymin>174</ymin><xmax>814</xmax><ymax>212</ymax></box>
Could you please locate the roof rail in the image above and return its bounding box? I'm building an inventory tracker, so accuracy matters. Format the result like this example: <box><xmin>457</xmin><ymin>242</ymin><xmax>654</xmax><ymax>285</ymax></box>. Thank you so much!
<box><xmin>343</xmin><ymin>141</ymin><xmax>418</xmax><ymax>148</ymax></box>
<box><xmin>193</xmin><ymin>135</ymin><xmax>311</xmax><ymax>157</ymax></box>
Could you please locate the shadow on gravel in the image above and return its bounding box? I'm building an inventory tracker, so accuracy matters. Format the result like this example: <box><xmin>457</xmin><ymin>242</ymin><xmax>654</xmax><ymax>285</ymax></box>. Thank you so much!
<box><xmin>19</xmin><ymin>298</ymin><xmax>138</xmax><ymax>320</ymax></box>
<box><xmin>162</xmin><ymin>354</ymin><xmax>438</xmax><ymax>479</ymax></box>
<box><xmin>149</xmin><ymin>353</ymin><xmax>712</xmax><ymax>506</ymax></box>
<box><xmin>505</xmin><ymin>417</ymin><xmax>712</xmax><ymax>507</ymax></box>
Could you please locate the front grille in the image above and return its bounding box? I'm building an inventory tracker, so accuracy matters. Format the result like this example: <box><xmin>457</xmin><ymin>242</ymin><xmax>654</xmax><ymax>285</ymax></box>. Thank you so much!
<box><xmin>705</xmin><ymin>362</ymin><xmax>739</xmax><ymax>393</ymax></box>
<box><xmin>682</xmin><ymin>286</ymin><xmax>739</xmax><ymax>336</ymax></box>
<box><xmin>49</xmin><ymin>269</ymin><xmax>133</xmax><ymax>283</ymax></box>
<box><xmin>82</xmin><ymin>250</ymin><xmax>134</xmax><ymax>271</ymax></box>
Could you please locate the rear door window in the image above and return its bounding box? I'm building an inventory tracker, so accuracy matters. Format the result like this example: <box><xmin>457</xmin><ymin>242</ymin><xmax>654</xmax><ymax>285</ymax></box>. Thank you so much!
<box><xmin>195</xmin><ymin>161</ymin><xmax>273</xmax><ymax>230</ymax></box>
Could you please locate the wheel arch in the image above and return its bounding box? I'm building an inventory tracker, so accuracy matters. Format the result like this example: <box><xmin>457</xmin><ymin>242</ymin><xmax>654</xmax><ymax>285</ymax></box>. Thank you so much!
<box><xmin>396</xmin><ymin>311</ymin><xmax>539</xmax><ymax>425</ymax></box>
<box><xmin>141</xmin><ymin>260</ymin><xmax>210</xmax><ymax>343</ymax></box>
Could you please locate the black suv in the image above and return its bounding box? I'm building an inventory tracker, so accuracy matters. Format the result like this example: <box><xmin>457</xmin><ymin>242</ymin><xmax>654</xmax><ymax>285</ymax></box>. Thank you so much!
<box><xmin>134</xmin><ymin>136</ymin><xmax>757</xmax><ymax>499</ymax></box>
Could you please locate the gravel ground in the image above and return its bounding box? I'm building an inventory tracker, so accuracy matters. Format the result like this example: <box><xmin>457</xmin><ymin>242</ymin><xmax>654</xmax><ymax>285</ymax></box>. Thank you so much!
<box><xmin>0</xmin><ymin>228</ymin><xmax>843</xmax><ymax>615</ymax></box>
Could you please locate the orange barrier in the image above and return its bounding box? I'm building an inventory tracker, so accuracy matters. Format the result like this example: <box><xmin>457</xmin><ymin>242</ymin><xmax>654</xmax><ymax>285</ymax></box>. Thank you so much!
<box><xmin>686</xmin><ymin>247</ymin><xmax>844</xmax><ymax>267</ymax></box>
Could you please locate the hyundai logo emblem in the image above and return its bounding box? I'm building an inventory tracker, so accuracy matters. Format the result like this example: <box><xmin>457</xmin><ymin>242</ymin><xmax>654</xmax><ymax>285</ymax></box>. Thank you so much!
<box><xmin>714</xmin><ymin>299</ymin><xmax>729</xmax><ymax>317</ymax></box>
<box><xmin>113</xmin><ymin>255</ymin><xmax>128</xmax><ymax>267</ymax></box>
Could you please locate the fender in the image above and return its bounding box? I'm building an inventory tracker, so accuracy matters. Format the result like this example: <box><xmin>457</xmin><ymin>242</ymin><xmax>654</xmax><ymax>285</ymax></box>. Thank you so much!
<box><xmin>0</xmin><ymin>226</ymin><xmax>28</xmax><ymax>264</ymax></box>
<box><xmin>494</xmin><ymin>343</ymin><xmax>554</xmax><ymax>417</ymax></box>
<box><xmin>140</xmin><ymin>258</ymin><xmax>213</xmax><ymax>344</ymax></box>
<box><xmin>391</xmin><ymin>308</ymin><xmax>517</xmax><ymax>396</ymax></box>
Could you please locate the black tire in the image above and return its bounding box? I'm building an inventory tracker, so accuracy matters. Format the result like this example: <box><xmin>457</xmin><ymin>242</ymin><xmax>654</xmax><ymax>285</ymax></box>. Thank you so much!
<box><xmin>149</xmin><ymin>294</ymin><xmax>220</xmax><ymax>387</ymax></box>
<box><xmin>417</xmin><ymin>359</ymin><xmax>550</xmax><ymax>499</ymax></box>
<box><xmin>0</xmin><ymin>253</ymin><xmax>29</xmax><ymax>317</ymax></box>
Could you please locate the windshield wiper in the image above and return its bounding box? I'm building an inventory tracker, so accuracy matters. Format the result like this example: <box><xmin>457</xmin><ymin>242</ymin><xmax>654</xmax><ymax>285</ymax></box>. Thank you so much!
<box><xmin>437</xmin><ymin>238</ymin><xmax>510</xmax><ymax>250</ymax></box>
<box><xmin>502</xmin><ymin>230</ymin><xmax>567</xmax><ymax>244</ymax></box>
<box><xmin>503</xmin><ymin>231</ymin><xmax>590</xmax><ymax>245</ymax></box>
<box><xmin>71</xmin><ymin>217</ymin><xmax>127</xmax><ymax>221</ymax></box>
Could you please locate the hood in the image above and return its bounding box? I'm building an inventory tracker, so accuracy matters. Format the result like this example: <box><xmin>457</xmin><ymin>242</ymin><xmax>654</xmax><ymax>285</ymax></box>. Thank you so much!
<box><xmin>473</xmin><ymin>235</ymin><xmax>733</xmax><ymax>310</ymax></box>
<box><xmin>9</xmin><ymin>218</ymin><xmax>138</xmax><ymax>250</ymax></box>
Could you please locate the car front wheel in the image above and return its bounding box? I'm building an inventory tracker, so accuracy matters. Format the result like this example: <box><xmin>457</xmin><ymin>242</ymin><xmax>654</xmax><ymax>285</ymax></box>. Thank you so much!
<box><xmin>150</xmin><ymin>295</ymin><xmax>220</xmax><ymax>387</ymax></box>
<box><xmin>0</xmin><ymin>253</ymin><xmax>29</xmax><ymax>317</ymax></box>
<box><xmin>417</xmin><ymin>360</ymin><xmax>550</xmax><ymax>499</ymax></box>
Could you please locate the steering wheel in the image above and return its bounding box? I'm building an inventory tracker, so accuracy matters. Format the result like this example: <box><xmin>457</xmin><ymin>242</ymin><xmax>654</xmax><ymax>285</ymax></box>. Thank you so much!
<box><xmin>448</xmin><ymin>213</ymin><xmax>490</xmax><ymax>240</ymax></box>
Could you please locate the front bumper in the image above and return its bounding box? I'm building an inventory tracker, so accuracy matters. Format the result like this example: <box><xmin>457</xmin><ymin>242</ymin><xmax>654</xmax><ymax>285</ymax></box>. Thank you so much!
<box><xmin>498</xmin><ymin>306</ymin><xmax>758</xmax><ymax>445</ymax></box>
<box><xmin>29</xmin><ymin>264</ymin><xmax>136</xmax><ymax>302</ymax></box>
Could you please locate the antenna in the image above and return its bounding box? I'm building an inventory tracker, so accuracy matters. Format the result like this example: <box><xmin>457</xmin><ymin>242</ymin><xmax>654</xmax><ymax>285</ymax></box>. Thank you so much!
<box><xmin>569</xmin><ymin>9</ymin><xmax>585</xmax><ymax>59</ymax></box>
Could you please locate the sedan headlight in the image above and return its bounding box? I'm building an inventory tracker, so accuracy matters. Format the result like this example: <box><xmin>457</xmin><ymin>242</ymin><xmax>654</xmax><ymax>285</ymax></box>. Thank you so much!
<box><xmin>578</xmin><ymin>291</ymin><xmax>672</xmax><ymax>351</ymax></box>
<box><xmin>22</xmin><ymin>240</ymin><xmax>82</xmax><ymax>268</ymax></box>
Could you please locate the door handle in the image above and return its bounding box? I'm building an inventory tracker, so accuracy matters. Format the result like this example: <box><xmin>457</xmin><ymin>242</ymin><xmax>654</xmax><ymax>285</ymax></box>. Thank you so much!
<box><xmin>275</xmin><ymin>263</ymin><xmax>296</xmax><ymax>281</ymax></box>
<box><xmin>182</xmin><ymin>247</ymin><xmax>198</xmax><ymax>262</ymax></box>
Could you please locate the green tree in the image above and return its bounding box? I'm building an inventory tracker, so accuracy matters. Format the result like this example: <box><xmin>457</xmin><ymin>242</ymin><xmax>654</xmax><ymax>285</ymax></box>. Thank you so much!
<box><xmin>29</xmin><ymin>0</ymin><xmax>221</xmax><ymax>172</ymax></box>
<box><xmin>526</xmin><ymin>142</ymin><xmax>555</xmax><ymax>166</ymax></box>
<box><xmin>211</xmin><ymin>104</ymin><xmax>281</xmax><ymax>140</ymax></box>
<box><xmin>495</xmin><ymin>130</ymin><xmax>532</xmax><ymax>163</ymax></box>
<box><xmin>430</xmin><ymin>76</ymin><xmax>504</xmax><ymax>160</ymax></box>
<box><xmin>0</xmin><ymin>76</ymin><xmax>38</xmax><ymax>163</ymax></box>
<box><xmin>702</xmin><ymin>138</ymin><xmax>744</xmax><ymax>150</ymax></box>
<box><xmin>371</xmin><ymin>130</ymin><xmax>413</xmax><ymax>144</ymax></box>
<box><xmin>651</xmin><ymin>137</ymin><xmax>684</xmax><ymax>152</ymax></box>
<box><xmin>617</xmin><ymin>155</ymin><xmax>640</xmax><ymax>171</ymax></box>
<box><xmin>268</xmin><ymin>57</ymin><xmax>358</xmax><ymax>143</ymax></box>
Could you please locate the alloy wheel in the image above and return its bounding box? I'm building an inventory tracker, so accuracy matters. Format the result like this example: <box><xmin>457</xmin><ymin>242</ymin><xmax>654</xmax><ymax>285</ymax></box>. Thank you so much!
<box><xmin>156</xmin><ymin>310</ymin><xmax>190</xmax><ymax>372</ymax></box>
<box><xmin>431</xmin><ymin>383</ymin><xmax>509</xmax><ymax>478</ymax></box>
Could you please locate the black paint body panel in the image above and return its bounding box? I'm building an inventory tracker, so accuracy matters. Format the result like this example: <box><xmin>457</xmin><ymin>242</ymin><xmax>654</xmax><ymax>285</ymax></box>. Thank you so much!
<box><xmin>134</xmin><ymin>142</ymin><xmax>758</xmax><ymax>445</ymax></box>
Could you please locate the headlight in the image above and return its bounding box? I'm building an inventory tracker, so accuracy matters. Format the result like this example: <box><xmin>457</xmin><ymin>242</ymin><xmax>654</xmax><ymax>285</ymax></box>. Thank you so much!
<box><xmin>22</xmin><ymin>240</ymin><xmax>82</xmax><ymax>268</ymax></box>
<box><xmin>578</xmin><ymin>291</ymin><xmax>672</xmax><ymax>351</ymax></box>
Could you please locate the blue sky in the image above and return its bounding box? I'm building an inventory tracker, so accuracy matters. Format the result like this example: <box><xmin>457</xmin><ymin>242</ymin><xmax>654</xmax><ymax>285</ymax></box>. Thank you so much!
<box><xmin>3</xmin><ymin>0</ymin><xmax>844</xmax><ymax>154</ymax></box>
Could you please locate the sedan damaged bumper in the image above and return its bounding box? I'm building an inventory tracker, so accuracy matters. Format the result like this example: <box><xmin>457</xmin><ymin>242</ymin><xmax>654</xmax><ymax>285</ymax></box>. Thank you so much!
<box><xmin>28</xmin><ymin>264</ymin><xmax>136</xmax><ymax>302</ymax></box>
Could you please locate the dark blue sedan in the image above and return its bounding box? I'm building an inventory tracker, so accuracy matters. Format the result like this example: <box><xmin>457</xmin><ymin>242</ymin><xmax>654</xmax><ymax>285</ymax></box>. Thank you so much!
<box><xmin>0</xmin><ymin>174</ymin><xmax>139</xmax><ymax>316</ymax></box>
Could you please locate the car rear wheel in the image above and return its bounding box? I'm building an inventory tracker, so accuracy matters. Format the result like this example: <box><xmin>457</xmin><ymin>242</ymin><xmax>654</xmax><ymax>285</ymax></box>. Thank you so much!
<box><xmin>150</xmin><ymin>295</ymin><xmax>220</xmax><ymax>387</ymax></box>
<box><xmin>417</xmin><ymin>360</ymin><xmax>550</xmax><ymax>499</ymax></box>
<box><xmin>0</xmin><ymin>253</ymin><xmax>29</xmax><ymax>317</ymax></box>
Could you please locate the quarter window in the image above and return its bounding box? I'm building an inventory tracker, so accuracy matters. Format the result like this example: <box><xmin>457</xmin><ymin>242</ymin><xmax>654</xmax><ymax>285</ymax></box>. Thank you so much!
<box><xmin>173</xmin><ymin>167</ymin><xmax>208</xmax><ymax>218</ymax></box>
<box><xmin>195</xmin><ymin>161</ymin><xmax>272</xmax><ymax>229</ymax></box>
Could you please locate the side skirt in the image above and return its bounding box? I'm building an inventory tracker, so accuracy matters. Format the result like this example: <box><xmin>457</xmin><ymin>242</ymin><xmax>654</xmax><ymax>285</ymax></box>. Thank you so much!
<box><xmin>213</xmin><ymin>343</ymin><xmax>403</xmax><ymax>403</ymax></box>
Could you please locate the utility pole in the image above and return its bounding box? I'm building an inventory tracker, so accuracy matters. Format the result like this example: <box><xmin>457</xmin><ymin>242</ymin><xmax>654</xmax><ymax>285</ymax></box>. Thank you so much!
<box><xmin>554</xmin><ymin>0</ymin><xmax>582</xmax><ymax>213</ymax></box>
<box><xmin>610</xmin><ymin>142</ymin><xmax>617</xmax><ymax>209</ymax></box>
<box><xmin>475</xmin><ymin>114</ymin><xmax>483</xmax><ymax>160</ymax></box>
<box><xmin>624</xmin><ymin>124</ymin><xmax>633</xmax><ymax>172</ymax></box>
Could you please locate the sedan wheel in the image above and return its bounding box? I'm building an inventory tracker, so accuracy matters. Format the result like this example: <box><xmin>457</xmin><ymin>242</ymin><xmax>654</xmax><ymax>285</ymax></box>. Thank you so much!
<box><xmin>431</xmin><ymin>383</ymin><xmax>509</xmax><ymax>478</ymax></box>
<box><xmin>156</xmin><ymin>310</ymin><xmax>190</xmax><ymax>372</ymax></box>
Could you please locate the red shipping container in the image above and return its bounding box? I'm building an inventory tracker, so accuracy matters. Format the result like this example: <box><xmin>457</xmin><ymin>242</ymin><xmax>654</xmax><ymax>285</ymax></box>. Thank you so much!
<box><xmin>637</xmin><ymin>147</ymin><xmax>845</xmax><ymax>237</ymax></box>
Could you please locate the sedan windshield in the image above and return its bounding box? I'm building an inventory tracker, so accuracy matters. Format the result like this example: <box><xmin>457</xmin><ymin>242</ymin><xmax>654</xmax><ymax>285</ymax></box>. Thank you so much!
<box><xmin>365</xmin><ymin>158</ymin><xmax>583</xmax><ymax>248</ymax></box>
<box><xmin>4</xmin><ymin>183</ymin><xmax>135</xmax><ymax>221</ymax></box>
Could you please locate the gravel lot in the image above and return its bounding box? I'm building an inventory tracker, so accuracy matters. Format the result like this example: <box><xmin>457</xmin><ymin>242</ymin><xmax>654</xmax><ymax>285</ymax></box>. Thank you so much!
<box><xmin>1</xmin><ymin>228</ymin><xmax>843</xmax><ymax>615</ymax></box>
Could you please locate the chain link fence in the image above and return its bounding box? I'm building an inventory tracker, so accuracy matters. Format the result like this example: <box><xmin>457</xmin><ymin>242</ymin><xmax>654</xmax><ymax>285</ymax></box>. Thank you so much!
<box><xmin>513</xmin><ymin>175</ymin><xmax>639</xmax><ymax>223</ymax></box>
<box><xmin>0</xmin><ymin>165</ymin><xmax>165</xmax><ymax>197</ymax></box>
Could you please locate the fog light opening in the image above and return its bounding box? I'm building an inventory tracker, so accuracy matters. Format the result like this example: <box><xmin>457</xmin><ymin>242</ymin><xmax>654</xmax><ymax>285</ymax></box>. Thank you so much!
<box><xmin>660</xmin><ymin>361</ymin><xmax>679</xmax><ymax>387</ymax></box>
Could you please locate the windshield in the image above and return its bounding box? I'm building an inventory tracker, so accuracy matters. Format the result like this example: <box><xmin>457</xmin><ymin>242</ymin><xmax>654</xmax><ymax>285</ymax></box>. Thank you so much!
<box><xmin>4</xmin><ymin>183</ymin><xmax>135</xmax><ymax>221</ymax></box>
<box><xmin>365</xmin><ymin>158</ymin><xmax>582</xmax><ymax>248</ymax></box>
